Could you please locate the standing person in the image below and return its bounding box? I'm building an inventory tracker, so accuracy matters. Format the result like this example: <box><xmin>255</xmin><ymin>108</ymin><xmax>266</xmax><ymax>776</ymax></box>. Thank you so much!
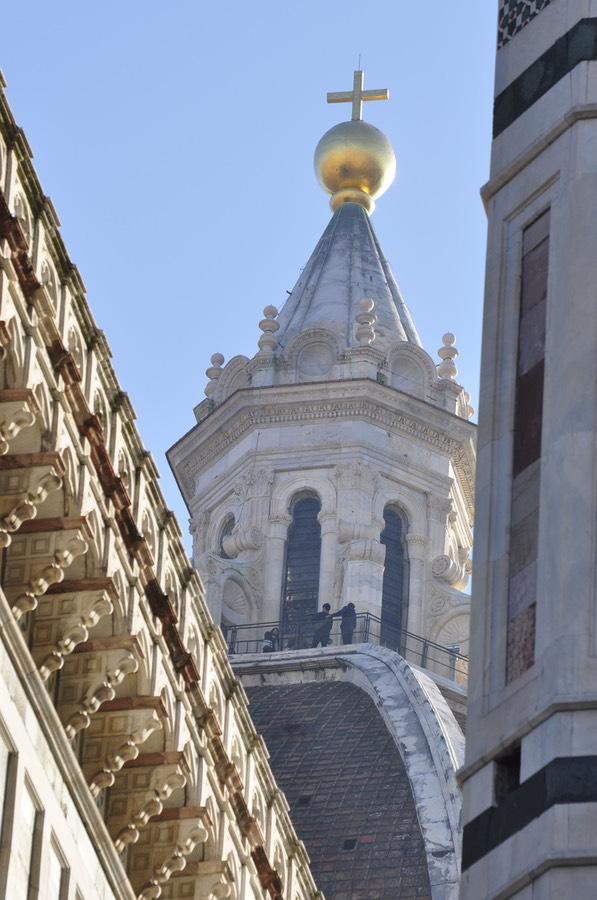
<box><xmin>333</xmin><ymin>602</ymin><xmax>357</xmax><ymax>644</ymax></box>
<box><xmin>311</xmin><ymin>603</ymin><xmax>333</xmax><ymax>647</ymax></box>
<box><xmin>262</xmin><ymin>627</ymin><xmax>280</xmax><ymax>652</ymax></box>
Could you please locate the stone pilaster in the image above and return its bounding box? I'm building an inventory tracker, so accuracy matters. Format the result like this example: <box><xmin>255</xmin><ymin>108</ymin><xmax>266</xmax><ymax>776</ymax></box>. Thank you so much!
<box><xmin>263</xmin><ymin>514</ymin><xmax>292</xmax><ymax>622</ymax></box>
<box><xmin>404</xmin><ymin>533</ymin><xmax>428</xmax><ymax>638</ymax></box>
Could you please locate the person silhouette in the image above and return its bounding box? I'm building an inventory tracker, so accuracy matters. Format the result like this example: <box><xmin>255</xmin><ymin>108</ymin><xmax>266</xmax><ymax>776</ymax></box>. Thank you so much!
<box><xmin>311</xmin><ymin>603</ymin><xmax>333</xmax><ymax>647</ymax></box>
<box><xmin>333</xmin><ymin>603</ymin><xmax>357</xmax><ymax>644</ymax></box>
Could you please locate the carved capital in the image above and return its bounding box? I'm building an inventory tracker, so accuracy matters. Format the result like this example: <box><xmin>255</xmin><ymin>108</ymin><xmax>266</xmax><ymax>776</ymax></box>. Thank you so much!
<box><xmin>427</xmin><ymin>494</ymin><xmax>454</xmax><ymax>525</ymax></box>
<box><xmin>190</xmin><ymin>509</ymin><xmax>210</xmax><ymax>538</ymax></box>
<box><xmin>404</xmin><ymin>533</ymin><xmax>428</xmax><ymax>561</ymax></box>
<box><xmin>234</xmin><ymin>467</ymin><xmax>274</xmax><ymax>502</ymax></box>
<box><xmin>333</xmin><ymin>459</ymin><xmax>378</xmax><ymax>491</ymax></box>
<box><xmin>268</xmin><ymin>513</ymin><xmax>293</xmax><ymax>539</ymax></box>
<box><xmin>317</xmin><ymin>510</ymin><xmax>337</xmax><ymax>533</ymax></box>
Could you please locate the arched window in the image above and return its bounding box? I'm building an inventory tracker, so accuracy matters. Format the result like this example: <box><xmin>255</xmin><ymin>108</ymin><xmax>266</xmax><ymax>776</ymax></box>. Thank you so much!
<box><xmin>282</xmin><ymin>495</ymin><xmax>321</xmax><ymax>642</ymax></box>
<box><xmin>380</xmin><ymin>506</ymin><xmax>410</xmax><ymax>651</ymax></box>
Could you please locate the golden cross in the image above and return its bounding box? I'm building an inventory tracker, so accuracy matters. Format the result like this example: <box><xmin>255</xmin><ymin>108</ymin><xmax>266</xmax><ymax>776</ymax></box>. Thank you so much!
<box><xmin>327</xmin><ymin>70</ymin><xmax>389</xmax><ymax>121</ymax></box>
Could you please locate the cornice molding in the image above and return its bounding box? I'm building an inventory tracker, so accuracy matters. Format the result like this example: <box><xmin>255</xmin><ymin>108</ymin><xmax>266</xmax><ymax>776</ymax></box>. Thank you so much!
<box><xmin>179</xmin><ymin>391</ymin><xmax>475</xmax><ymax>499</ymax></box>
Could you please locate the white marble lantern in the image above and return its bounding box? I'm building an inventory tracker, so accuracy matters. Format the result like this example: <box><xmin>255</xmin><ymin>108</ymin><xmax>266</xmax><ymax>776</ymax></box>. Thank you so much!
<box><xmin>169</xmin><ymin>104</ymin><xmax>475</xmax><ymax>658</ymax></box>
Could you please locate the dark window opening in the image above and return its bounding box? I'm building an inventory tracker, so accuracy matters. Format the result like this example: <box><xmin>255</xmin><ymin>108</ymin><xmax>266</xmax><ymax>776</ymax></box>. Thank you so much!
<box><xmin>494</xmin><ymin>743</ymin><xmax>521</xmax><ymax>804</ymax></box>
<box><xmin>282</xmin><ymin>496</ymin><xmax>321</xmax><ymax>647</ymax></box>
<box><xmin>380</xmin><ymin>506</ymin><xmax>409</xmax><ymax>652</ymax></box>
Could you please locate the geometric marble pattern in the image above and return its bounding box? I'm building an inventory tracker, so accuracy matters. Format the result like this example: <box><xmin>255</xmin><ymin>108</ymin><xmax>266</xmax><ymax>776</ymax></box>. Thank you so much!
<box><xmin>498</xmin><ymin>0</ymin><xmax>552</xmax><ymax>49</ymax></box>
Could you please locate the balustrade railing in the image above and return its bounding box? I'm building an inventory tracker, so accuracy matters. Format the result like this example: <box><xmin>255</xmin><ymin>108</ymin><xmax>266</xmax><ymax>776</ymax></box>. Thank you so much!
<box><xmin>223</xmin><ymin>612</ymin><xmax>468</xmax><ymax>686</ymax></box>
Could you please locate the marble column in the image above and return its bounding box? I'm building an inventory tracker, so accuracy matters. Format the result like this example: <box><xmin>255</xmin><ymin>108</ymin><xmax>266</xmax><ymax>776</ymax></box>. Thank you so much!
<box><xmin>317</xmin><ymin>511</ymin><xmax>337</xmax><ymax>608</ymax></box>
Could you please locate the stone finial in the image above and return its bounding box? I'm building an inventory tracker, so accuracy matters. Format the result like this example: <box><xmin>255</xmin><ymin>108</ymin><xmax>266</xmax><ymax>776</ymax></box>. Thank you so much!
<box><xmin>258</xmin><ymin>305</ymin><xmax>279</xmax><ymax>354</ymax></box>
<box><xmin>437</xmin><ymin>332</ymin><xmax>459</xmax><ymax>380</ymax></box>
<box><xmin>355</xmin><ymin>298</ymin><xmax>377</xmax><ymax>345</ymax></box>
<box><xmin>204</xmin><ymin>353</ymin><xmax>225</xmax><ymax>399</ymax></box>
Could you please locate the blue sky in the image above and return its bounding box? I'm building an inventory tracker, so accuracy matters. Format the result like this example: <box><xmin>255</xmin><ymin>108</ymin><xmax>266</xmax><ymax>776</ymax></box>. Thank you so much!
<box><xmin>1</xmin><ymin>2</ymin><xmax>496</xmax><ymax>544</ymax></box>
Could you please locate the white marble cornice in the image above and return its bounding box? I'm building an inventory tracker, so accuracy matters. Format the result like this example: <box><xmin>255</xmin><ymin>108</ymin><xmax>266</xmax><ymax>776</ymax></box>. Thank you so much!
<box><xmin>176</xmin><ymin>385</ymin><xmax>476</xmax><ymax>501</ymax></box>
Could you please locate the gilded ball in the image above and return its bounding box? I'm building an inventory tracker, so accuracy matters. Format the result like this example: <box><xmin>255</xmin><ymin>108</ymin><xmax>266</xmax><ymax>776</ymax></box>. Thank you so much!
<box><xmin>314</xmin><ymin>120</ymin><xmax>396</xmax><ymax>211</ymax></box>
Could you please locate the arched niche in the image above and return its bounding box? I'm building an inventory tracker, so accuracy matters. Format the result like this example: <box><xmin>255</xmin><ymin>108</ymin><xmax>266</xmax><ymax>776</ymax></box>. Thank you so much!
<box><xmin>372</xmin><ymin>483</ymin><xmax>426</xmax><ymax>538</ymax></box>
<box><xmin>66</xmin><ymin>323</ymin><xmax>85</xmax><ymax>379</ymax></box>
<box><xmin>386</xmin><ymin>343</ymin><xmax>437</xmax><ymax>398</ymax></box>
<box><xmin>284</xmin><ymin>328</ymin><xmax>341</xmax><ymax>383</ymax></box>
<box><xmin>217</xmin><ymin>513</ymin><xmax>235</xmax><ymax>559</ymax></box>
<box><xmin>13</xmin><ymin>192</ymin><xmax>32</xmax><ymax>244</ymax></box>
<box><xmin>271</xmin><ymin>473</ymin><xmax>335</xmax><ymax>521</ymax></box>
<box><xmin>213</xmin><ymin>355</ymin><xmax>250</xmax><ymax>404</ymax></box>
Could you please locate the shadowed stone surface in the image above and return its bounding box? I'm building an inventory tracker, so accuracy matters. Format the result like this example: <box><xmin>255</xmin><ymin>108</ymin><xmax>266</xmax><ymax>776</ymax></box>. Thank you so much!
<box><xmin>246</xmin><ymin>681</ymin><xmax>432</xmax><ymax>899</ymax></box>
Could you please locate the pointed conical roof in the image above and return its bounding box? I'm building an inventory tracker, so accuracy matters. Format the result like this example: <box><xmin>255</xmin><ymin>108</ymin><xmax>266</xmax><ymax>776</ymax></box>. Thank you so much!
<box><xmin>275</xmin><ymin>201</ymin><xmax>422</xmax><ymax>353</ymax></box>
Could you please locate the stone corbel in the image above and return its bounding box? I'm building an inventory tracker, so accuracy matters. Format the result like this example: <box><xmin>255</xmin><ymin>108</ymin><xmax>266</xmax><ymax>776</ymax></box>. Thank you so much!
<box><xmin>193</xmin><ymin>861</ymin><xmax>234</xmax><ymax>900</ymax></box>
<box><xmin>0</xmin><ymin>389</ymin><xmax>39</xmax><ymax>454</ymax></box>
<box><xmin>346</xmin><ymin>539</ymin><xmax>385</xmax><ymax>565</ymax></box>
<box><xmin>431</xmin><ymin>554</ymin><xmax>469</xmax><ymax>591</ymax></box>
<box><xmin>222</xmin><ymin>525</ymin><xmax>263</xmax><ymax>558</ymax></box>
<box><xmin>138</xmin><ymin>821</ymin><xmax>212</xmax><ymax>899</ymax></box>
<box><xmin>114</xmin><ymin>770</ymin><xmax>188</xmax><ymax>852</ymax></box>
<box><xmin>11</xmin><ymin>534</ymin><xmax>89</xmax><ymax>621</ymax></box>
<box><xmin>37</xmin><ymin>590</ymin><xmax>114</xmax><ymax>680</ymax></box>
<box><xmin>65</xmin><ymin>651</ymin><xmax>139</xmax><ymax>737</ymax></box>
<box><xmin>88</xmin><ymin>709</ymin><xmax>163</xmax><ymax>797</ymax></box>
<box><xmin>338</xmin><ymin>520</ymin><xmax>380</xmax><ymax>543</ymax></box>
<box><xmin>0</xmin><ymin>468</ymin><xmax>63</xmax><ymax>548</ymax></box>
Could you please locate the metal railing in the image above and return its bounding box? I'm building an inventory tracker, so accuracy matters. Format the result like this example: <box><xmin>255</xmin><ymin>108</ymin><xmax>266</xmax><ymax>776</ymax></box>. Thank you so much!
<box><xmin>223</xmin><ymin>612</ymin><xmax>468</xmax><ymax>686</ymax></box>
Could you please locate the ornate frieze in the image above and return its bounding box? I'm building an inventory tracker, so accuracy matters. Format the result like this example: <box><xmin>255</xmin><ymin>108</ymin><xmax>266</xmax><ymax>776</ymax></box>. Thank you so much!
<box><xmin>182</xmin><ymin>394</ymin><xmax>471</xmax><ymax>494</ymax></box>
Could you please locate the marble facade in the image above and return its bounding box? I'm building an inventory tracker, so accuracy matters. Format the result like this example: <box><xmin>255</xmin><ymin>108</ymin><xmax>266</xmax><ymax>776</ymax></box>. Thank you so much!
<box><xmin>461</xmin><ymin>2</ymin><xmax>597</xmax><ymax>896</ymax></box>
